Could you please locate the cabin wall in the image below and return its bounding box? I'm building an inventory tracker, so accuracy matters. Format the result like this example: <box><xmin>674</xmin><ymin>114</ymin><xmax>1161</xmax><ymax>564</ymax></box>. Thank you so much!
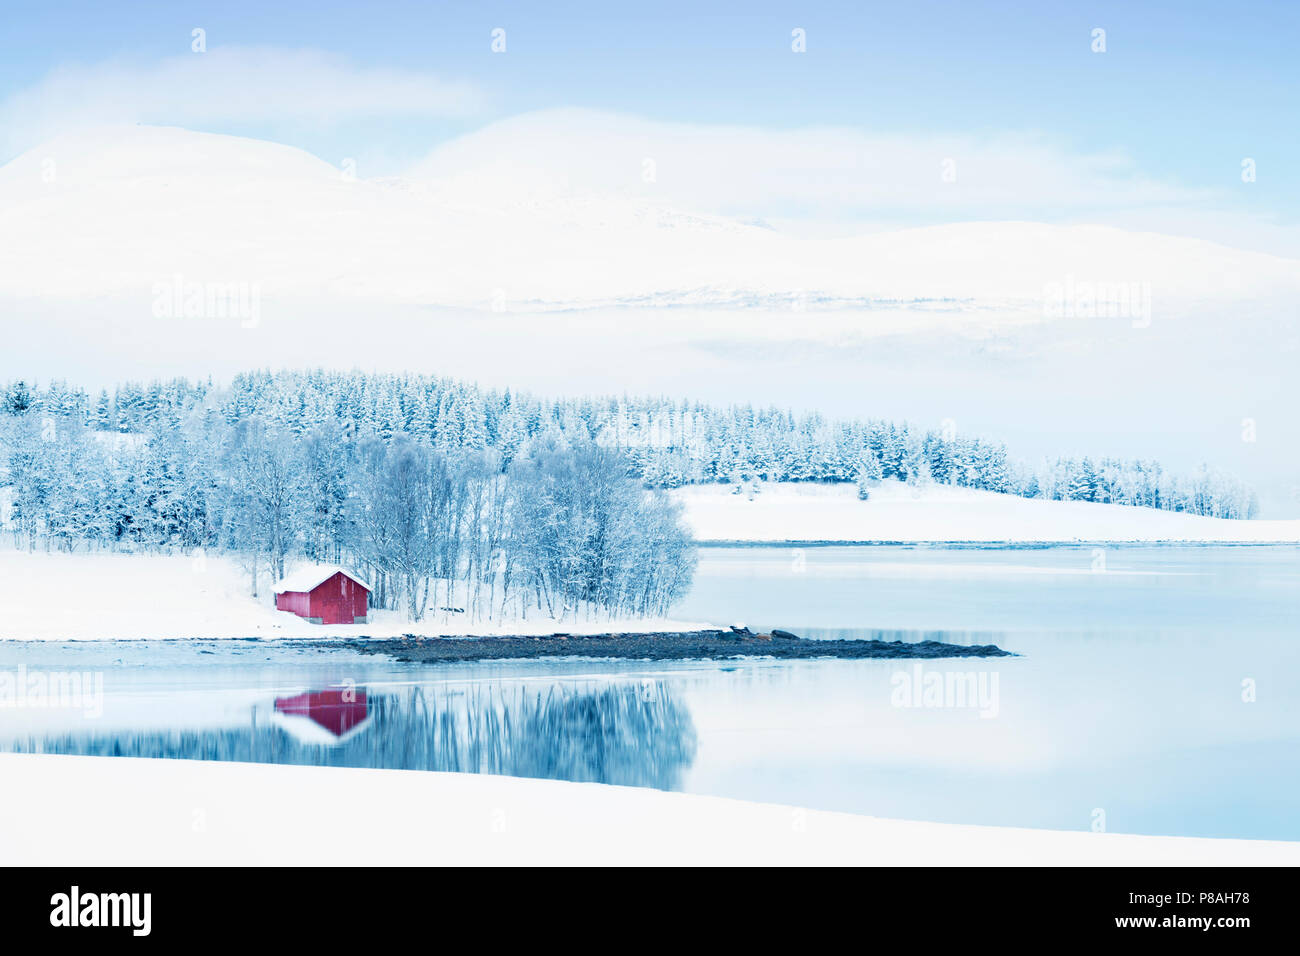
<box><xmin>307</xmin><ymin>572</ymin><xmax>370</xmax><ymax>625</ymax></box>
<box><xmin>275</xmin><ymin>590</ymin><xmax>311</xmax><ymax>617</ymax></box>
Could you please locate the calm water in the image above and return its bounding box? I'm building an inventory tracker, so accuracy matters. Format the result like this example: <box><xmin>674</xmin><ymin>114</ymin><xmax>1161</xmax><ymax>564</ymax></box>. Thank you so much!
<box><xmin>1</xmin><ymin>544</ymin><xmax>1297</xmax><ymax>840</ymax></box>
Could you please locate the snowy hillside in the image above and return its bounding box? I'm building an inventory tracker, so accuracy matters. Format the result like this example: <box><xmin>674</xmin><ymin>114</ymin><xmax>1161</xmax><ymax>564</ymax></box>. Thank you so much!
<box><xmin>675</xmin><ymin>481</ymin><xmax>1300</xmax><ymax>543</ymax></box>
<box><xmin>3</xmin><ymin>124</ymin><xmax>1298</xmax><ymax>314</ymax></box>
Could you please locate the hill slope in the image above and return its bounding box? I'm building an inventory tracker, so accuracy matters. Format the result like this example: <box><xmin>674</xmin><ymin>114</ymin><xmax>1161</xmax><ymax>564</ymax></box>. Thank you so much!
<box><xmin>676</xmin><ymin>481</ymin><xmax>1300</xmax><ymax>543</ymax></box>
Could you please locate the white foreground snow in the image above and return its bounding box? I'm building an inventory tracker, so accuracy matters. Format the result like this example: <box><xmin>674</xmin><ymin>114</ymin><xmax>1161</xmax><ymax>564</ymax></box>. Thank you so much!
<box><xmin>676</xmin><ymin>480</ymin><xmax>1300</xmax><ymax>543</ymax></box>
<box><xmin>0</xmin><ymin>548</ymin><xmax>705</xmax><ymax>641</ymax></box>
<box><xmin>3</xmin><ymin>754</ymin><xmax>1294</xmax><ymax>866</ymax></box>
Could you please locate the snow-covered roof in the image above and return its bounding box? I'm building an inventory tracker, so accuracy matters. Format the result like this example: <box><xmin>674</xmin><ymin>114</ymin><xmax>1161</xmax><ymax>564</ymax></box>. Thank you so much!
<box><xmin>273</xmin><ymin>564</ymin><xmax>370</xmax><ymax>594</ymax></box>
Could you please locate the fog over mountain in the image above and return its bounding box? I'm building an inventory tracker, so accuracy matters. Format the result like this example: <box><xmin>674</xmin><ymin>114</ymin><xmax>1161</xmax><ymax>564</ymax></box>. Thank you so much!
<box><xmin>2</xmin><ymin>123</ymin><xmax>1296</xmax><ymax>514</ymax></box>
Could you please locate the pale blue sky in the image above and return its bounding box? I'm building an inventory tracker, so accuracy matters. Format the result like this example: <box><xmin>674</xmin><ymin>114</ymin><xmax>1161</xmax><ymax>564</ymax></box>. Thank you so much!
<box><xmin>1</xmin><ymin>1</ymin><xmax>1296</xmax><ymax>244</ymax></box>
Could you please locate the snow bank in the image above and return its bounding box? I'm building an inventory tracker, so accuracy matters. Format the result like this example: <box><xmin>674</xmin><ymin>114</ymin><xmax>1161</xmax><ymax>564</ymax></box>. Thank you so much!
<box><xmin>3</xmin><ymin>753</ymin><xmax>1294</xmax><ymax>865</ymax></box>
<box><xmin>0</xmin><ymin>549</ymin><xmax>705</xmax><ymax>641</ymax></box>
<box><xmin>675</xmin><ymin>480</ymin><xmax>1300</xmax><ymax>544</ymax></box>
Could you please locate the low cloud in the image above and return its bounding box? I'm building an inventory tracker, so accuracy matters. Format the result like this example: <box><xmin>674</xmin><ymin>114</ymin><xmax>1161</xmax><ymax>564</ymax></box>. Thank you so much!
<box><xmin>0</xmin><ymin>46</ymin><xmax>483</xmax><ymax>159</ymax></box>
<box><xmin>2</xmin><ymin>51</ymin><xmax>1280</xmax><ymax>248</ymax></box>
<box><xmin>406</xmin><ymin>108</ymin><xmax>1215</xmax><ymax>232</ymax></box>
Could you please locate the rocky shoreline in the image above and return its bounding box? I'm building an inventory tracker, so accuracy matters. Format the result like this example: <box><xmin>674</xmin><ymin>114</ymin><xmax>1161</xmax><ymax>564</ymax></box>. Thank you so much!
<box><xmin>322</xmin><ymin>629</ymin><xmax>1014</xmax><ymax>663</ymax></box>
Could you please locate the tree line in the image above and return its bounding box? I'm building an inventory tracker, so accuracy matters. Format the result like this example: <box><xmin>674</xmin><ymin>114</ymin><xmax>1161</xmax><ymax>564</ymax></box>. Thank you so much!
<box><xmin>0</xmin><ymin>382</ymin><xmax>696</xmax><ymax>623</ymax></box>
<box><xmin>0</xmin><ymin>368</ymin><xmax>1260</xmax><ymax>594</ymax></box>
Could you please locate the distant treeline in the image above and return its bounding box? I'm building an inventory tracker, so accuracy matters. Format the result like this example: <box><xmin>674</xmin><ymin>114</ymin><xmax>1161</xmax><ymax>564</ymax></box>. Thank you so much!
<box><xmin>0</xmin><ymin>369</ymin><xmax>1258</xmax><ymax>586</ymax></box>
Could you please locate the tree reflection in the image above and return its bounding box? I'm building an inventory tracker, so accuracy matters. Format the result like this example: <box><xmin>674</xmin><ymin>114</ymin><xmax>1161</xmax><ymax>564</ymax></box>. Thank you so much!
<box><xmin>12</xmin><ymin>680</ymin><xmax>698</xmax><ymax>791</ymax></box>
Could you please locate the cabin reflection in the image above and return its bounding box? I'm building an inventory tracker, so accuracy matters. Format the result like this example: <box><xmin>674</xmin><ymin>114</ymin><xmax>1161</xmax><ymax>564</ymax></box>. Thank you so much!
<box><xmin>274</xmin><ymin>688</ymin><xmax>370</xmax><ymax>744</ymax></box>
<box><xmin>12</xmin><ymin>680</ymin><xmax>698</xmax><ymax>791</ymax></box>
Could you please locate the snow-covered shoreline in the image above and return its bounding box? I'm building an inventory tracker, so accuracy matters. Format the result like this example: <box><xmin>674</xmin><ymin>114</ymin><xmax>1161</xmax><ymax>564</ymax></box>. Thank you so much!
<box><xmin>0</xmin><ymin>549</ymin><xmax>708</xmax><ymax>642</ymax></box>
<box><xmin>3</xmin><ymin>753</ymin><xmax>1294</xmax><ymax>866</ymax></box>
<box><xmin>695</xmin><ymin>539</ymin><xmax>1300</xmax><ymax>547</ymax></box>
<box><xmin>675</xmin><ymin>480</ymin><xmax>1300</xmax><ymax>545</ymax></box>
<box><xmin>3</xmin><ymin>479</ymin><xmax>1297</xmax><ymax>641</ymax></box>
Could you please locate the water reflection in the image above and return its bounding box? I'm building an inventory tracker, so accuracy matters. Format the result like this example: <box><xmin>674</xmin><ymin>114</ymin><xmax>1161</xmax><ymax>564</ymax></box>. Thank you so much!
<box><xmin>11</xmin><ymin>681</ymin><xmax>698</xmax><ymax>791</ymax></box>
<box><xmin>275</xmin><ymin>688</ymin><xmax>371</xmax><ymax>742</ymax></box>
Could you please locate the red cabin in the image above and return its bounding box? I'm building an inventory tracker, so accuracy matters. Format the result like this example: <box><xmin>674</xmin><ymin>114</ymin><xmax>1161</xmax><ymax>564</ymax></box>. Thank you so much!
<box><xmin>274</xmin><ymin>565</ymin><xmax>370</xmax><ymax>625</ymax></box>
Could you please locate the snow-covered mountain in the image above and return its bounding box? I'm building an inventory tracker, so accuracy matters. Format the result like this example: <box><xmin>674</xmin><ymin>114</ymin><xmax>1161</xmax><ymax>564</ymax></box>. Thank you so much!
<box><xmin>3</xmin><ymin>124</ymin><xmax>1298</xmax><ymax>315</ymax></box>
<box><xmin>2</xmin><ymin>123</ymin><xmax>1296</xmax><ymax>516</ymax></box>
